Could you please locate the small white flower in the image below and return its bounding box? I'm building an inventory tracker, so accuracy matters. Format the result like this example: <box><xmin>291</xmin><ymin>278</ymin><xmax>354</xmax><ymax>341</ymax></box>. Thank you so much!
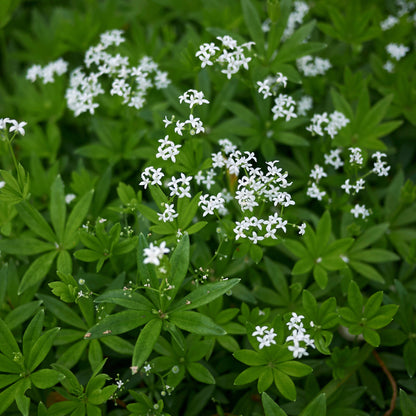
<box><xmin>9</xmin><ymin>120</ymin><xmax>27</xmax><ymax>136</ymax></box>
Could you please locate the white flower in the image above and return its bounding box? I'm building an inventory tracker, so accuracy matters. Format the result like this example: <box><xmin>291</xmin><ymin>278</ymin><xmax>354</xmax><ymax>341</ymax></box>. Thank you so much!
<box><xmin>350</xmin><ymin>204</ymin><xmax>370</xmax><ymax>219</ymax></box>
<box><xmin>386</xmin><ymin>43</ymin><xmax>409</xmax><ymax>61</ymax></box>
<box><xmin>65</xmin><ymin>193</ymin><xmax>76</xmax><ymax>204</ymax></box>
<box><xmin>9</xmin><ymin>120</ymin><xmax>27</xmax><ymax>136</ymax></box>
<box><xmin>252</xmin><ymin>326</ymin><xmax>268</xmax><ymax>337</ymax></box>
<box><xmin>143</xmin><ymin>241</ymin><xmax>170</xmax><ymax>266</ymax></box>
<box><xmin>298</xmin><ymin>223</ymin><xmax>306</xmax><ymax>235</ymax></box>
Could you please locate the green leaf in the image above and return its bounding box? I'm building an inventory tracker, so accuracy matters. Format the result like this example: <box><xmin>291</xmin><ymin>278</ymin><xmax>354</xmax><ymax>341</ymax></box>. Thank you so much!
<box><xmin>168</xmin><ymin>233</ymin><xmax>190</xmax><ymax>302</ymax></box>
<box><xmin>347</xmin><ymin>280</ymin><xmax>363</xmax><ymax>312</ymax></box>
<box><xmin>302</xmin><ymin>290</ymin><xmax>317</xmax><ymax>318</ymax></box>
<box><xmin>313</xmin><ymin>264</ymin><xmax>328</xmax><ymax>289</ymax></box>
<box><xmin>187</xmin><ymin>362</ymin><xmax>215</xmax><ymax>384</ymax></box>
<box><xmin>26</xmin><ymin>327</ymin><xmax>60</xmax><ymax>371</ymax></box>
<box><xmin>400</xmin><ymin>389</ymin><xmax>416</xmax><ymax>416</ymax></box>
<box><xmin>330</xmin><ymin>89</ymin><xmax>354</xmax><ymax>120</ymax></box>
<box><xmin>51</xmin><ymin>363</ymin><xmax>83</xmax><ymax>395</ymax></box>
<box><xmin>169</xmin><ymin>279</ymin><xmax>240</xmax><ymax>312</ymax></box>
<box><xmin>63</xmin><ymin>190</ymin><xmax>94</xmax><ymax>249</ymax></box>
<box><xmin>349</xmin><ymin>260</ymin><xmax>385</xmax><ymax>283</ymax></box>
<box><xmin>74</xmin><ymin>249</ymin><xmax>102</xmax><ymax>262</ymax></box>
<box><xmin>95</xmin><ymin>289</ymin><xmax>154</xmax><ymax>311</ymax></box>
<box><xmin>262</xmin><ymin>392</ymin><xmax>288</xmax><ymax>416</ymax></box>
<box><xmin>50</xmin><ymin>175</ymin><xmax>66</xmax><ymax>242</ymax></box>
<box><xmin>0</xmin><ymin>380</ymin><xmax>22</xmax><ymax>414</ymax></box>
<box><xmin>292</xmin><ymin>257</ymin><xmax>314</xmax><ymax>275</ymax></box>
<box><xmin>137</xmin><ymin>203</ymin><xmax>159</xmax><ymax>224</ymax></box>
<box><xmin>363</xmin><ymin>291</ymin><xmax>383</xmax><ymax>319</ymax></box>
<box><xmin>4</xmin><ymin>300</ymin><xmax>41</xmax><ymax>330</ymax></box>
<box><xmin>258</xmin><ymin>367</ymin><xmax>273</xmax><ymax>393</ymax></box>
<box><xmin>132</xmin><ymin>318</ymin><xmax>162</xmax><ymax>369</ymax></box>
<box><xmin>87</xmin><ymin>310</ymin><xmax>154</xmax><ymax>339</ymax></box>
<box><xmin>100</xmin><ymin>335</ymin><xmax>134</xmax><ymax>355</ymax></box>
<box><xmin>285</xmin><ymin>239</ymin><xmax>308</xmax><ymax>258</ymax></box>
<box><xmin>37</xmin><ymin>294</ymin><xmax>87</xmax><ymax>330</ymax></box>
<box><xmin>366</xmin><ymin>304</ymin><xmax>398</xmax><ymax>329</ymax></box>
<box><xmin>57</xmin><ymin>250</ymin><xmax>72</xmax><ymax>274</ymax></box>
<box><xmin>300</xmin><ymin>393</ymin><xmax>326</xmax><ymax>416</ymax></box>
<box><xmin>241</xmin><ymin>0</ymin><xmax>265</xmax><ymax>55</ymax></box>
<box><xmin>30</xmin><ymin>369</ymin><xmax>63</xmax><ymax>389</ymax></box>
<box><xmin>250</xmin><ymin>244</ymin><xmax>263</xmax><ymax>263</ymax></box>
<box><xmin>234</xmin><ymin>366</ymin><xmax>265</xmax><ymax>385</ymax></box>
<box><xmin>316</xmin><ymin>211</ymin><xmax>331</xmax><ymax>248</ymax></box>
<box><xmin>16</xmin><ymin>201</ymin><xmax>56</xmax><ymax>243</ymax></box>
<box><xmin>185</xmin><ymin>221</ymin><xmax>208</xmax><ymax>235</ymax></box>
<box><xmin>277</xmin><ymin>361</ymin><xmax>313</xmax><ymax>377</ymax></box>
<box><xmin>362</xmin><ymin>328</ymin><xmax>380</xmax><ymax>347</ymax></box>
<box><xmin>273</xmin><ymin>368</ymin><xmax>296</xmax><ymax>401</ymax></box>
<box><xmin>0</xmin><ymin>238</ymin><xmax>53</xmax><ymax>255</ymax></box>
<box><xmin>349</xmin><ymin>249</ymin><xmax>399</xmax><ymax>263</ymax></box>
<box><xmin>351</xmin><ymin>223</ymin><xmax>389</xmax><ymax>252</ymax></box>
<box><xmin>169</xmin><ymin>311</ymin><xmax>226</xmax><ymax>336</ymax></box>
<box><xmin>0</xmin><ymin>319</ymin><xmax>20</xmax><ymax>358</ymax></box>
<box><xmin>22</xmin><ymin>310</ymin><xmax>44</xmax><ymax>358</ymax></box>
<box><xmin>18</xmin><ymin>250</ymin><xmax>58</xmax><ymax>294</ymax></box>
<box><xmin>178</xmin><ymin>192</ymin><xmax>201</xmax><ymax>230</ymax></box>
<box><xmin>233</xmin><ymin>349</ymin><xmax>267</xmax><ymax>366</ymax></box>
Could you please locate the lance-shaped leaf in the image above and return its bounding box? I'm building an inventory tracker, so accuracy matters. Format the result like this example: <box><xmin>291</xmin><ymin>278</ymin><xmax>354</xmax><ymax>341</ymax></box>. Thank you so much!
<box><xmin>50</xmin><ymin>175</ymin><xmax>66</xmax><ymax>242</ymax></box>
<box><xmin>4</xmin><ymin>300</ymin><xmax>41</xmax><ymax>330</ymax></box>
<box><xmin>262</xmin><ymin>392</ymin><xmax>288</xmax><ymax>416</ymax></box>
<box><xmin>18</xmin><ymin>250</ymin><xmax>58</xmax><ymax>295</ymax></box>
<box><xmin>0</xmin><ymin>238</ymin><xmax>54</xmax><ymax>255</ymax></box>
<box><xmin>86</xmin><ymin>310</ymin><xmax>154</xmax><ymax>339</ymax></box>
<box><xmin>15</xmin><ymin>201</ymin><xmax>56</xmax><ymax>243</ymax></box>
<box><xmin>95</xmin><ymin>289</ymin><xmax>154</xmax><ymax>311</ymax></box>
<box><xmin>63</xmin><ymin>189</ymin><xmax>94</xmax><ymax>249</ymax></box>
<box><xmin>0</xmin><ymin>318</ymin><xmax>20</xmax><ymax>358</ymax></box>
<box><xmin>132</xmin><ymin>318</ymin><xmax>163</xmax><ymax>369</ymax></box>
<box><xmin>169</xmin><ymin>311</ymin><xmax>226</xmax><ymax>336</ymax></box>
<box><xmin>166</xmin><ymin>233</ymin><xmax>190</xmax><ymax>303</ymax></box>
<box><xmin>169</xmin><ymin>278</ymin><xmax>240</xmax><ymax>312</ymax></box>
<box><xmin>26</xmin><ymin>327</ymin><xmax>60</xmax><ymax>372</ymax></box>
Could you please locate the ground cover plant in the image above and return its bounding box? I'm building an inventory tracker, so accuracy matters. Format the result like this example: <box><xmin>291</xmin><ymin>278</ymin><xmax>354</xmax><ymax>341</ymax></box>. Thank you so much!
<box><xmin>0</xmin><ymin>0</ymin><xmax>416</xmax><ymax>415</ymax></box>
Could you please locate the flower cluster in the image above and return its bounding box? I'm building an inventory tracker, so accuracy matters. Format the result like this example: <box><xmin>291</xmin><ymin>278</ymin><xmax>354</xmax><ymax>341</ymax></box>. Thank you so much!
<box><xmin>0</xmin><ymin>118</ymin><xmax>27</xmax><ymax>136</ymax></box>
<box><xmin>26</xmin><ymin>58</ymin><xmax>68</xmax><ymax>84</ymax></box>
<box><xmin>307</xmin><ymin>147</ymin><xmax>391</xmax><ymax>220</ymax></box>
<box><xmin>256</xmin><ymin>72</ymin><xmax>288</xmax><ymax>99</ymax></box>
<box><xmin>306</xmin><ymin>111</ymin><xmax>350</xmax><ymax>138</ymax></box>
<box><xmin>256</xmin><ymin>73</ymin><xmax>299</xmax><ymax>122</ymax></box>
<box><xmin>156</xmin><ymin>136</ymin><xmax>182</xmax><ymax>163</ymax></box>
<box><xmin>297</xmin><ymin>55</ymin><xmax>331</xmax><ymax>77</ymax></box>
<box><xmin>380</xmin><ymin>15</ymin><xmax>399</xmax><ymax>30</ymax></box>
<box><xmin>143</xmin><ymin>241</ymin><xmax>170</xmax><ymax>266</ymax></box>
<box><xmin>195</xmin><ymin>36</ymin><xmax>255</xmax><ymax>79</ymax></box>
<box><xmin>282</xmin><ymin>1</ymin><xmax>310</xmax><ymax>40</ymax></box>
<box><xmin>157</xmin><ymin>203</ymin><xmax>179</xmax><ymax>223</ymax></box>
<box><xmin>252</xmin><ymin>325</ymin><xmax>277</xmax><ymax>349</ymax></box>
<box><xmin>64</xmin><ymin>29</ymin><xmax>170</xmax><ymax>116</ymax></box>
<box><xmin>285</xmin><ymin>313</ymin><xmax>315</xmax><ymax>359</ymax></box>
<box><xmin>386</xmin><ymin>42</ymin><xmax>410</xmax><ymax>61</ymax></box>
<box><xmin>196</xmin><ymin>139</ymin><xmax>302</xmax><ymax>242</ymax></box>
<box><xmin>271</xmin><ymin>94</ymin><xmax>297</xmax><ymax>122</ymax></box>
<box><xmin>297</xmin><ymin>95</ymin><xmax>313</xmax><ymax>116</ymax></box>
<box><xmin>350</xmin><ymin>204</ymin><xmax>370</xmax><ymax>219</ymax></box>
<box><xmin>163</xmin><ymin>89</ymin><xmax>208</xmax><ymax>136</ymax></box>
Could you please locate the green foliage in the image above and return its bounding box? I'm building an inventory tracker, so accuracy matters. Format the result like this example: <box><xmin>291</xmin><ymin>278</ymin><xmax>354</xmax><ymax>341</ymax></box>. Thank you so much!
<box><xmin>0</xmin><ymin>0</ymin><xmax>414</xmax><ymax>414</ymax></box>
